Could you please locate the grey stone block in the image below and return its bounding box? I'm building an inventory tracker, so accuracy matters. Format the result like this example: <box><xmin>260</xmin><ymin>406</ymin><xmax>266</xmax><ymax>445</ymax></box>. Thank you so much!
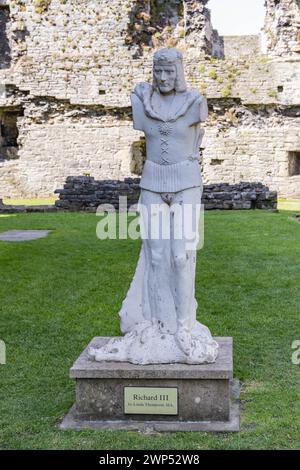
<box><xmin>60</xmin><ymin>337</ymin><xmax>239</xmax><ymax>432</ymax></box>
<box><xmin>0</xmin><ymin>229</ymin><xmax>51</xmax><ymax>241</ymax></box>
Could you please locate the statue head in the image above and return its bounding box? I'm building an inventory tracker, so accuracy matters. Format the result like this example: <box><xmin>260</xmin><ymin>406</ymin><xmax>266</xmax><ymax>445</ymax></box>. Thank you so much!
<box><xmin>153</xmin><ymin>48</ymin><xmax>187</xmax><ymax>94</ymax></box>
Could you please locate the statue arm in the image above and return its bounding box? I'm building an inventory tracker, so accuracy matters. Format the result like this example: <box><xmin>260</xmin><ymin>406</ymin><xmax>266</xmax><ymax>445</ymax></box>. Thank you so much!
<box><xmin>131</xmin><ymin>92</ymin><xmax>145</xmax><ymax>132</ymax></box>
<box><xmin>188</xmin><ymin>95</ymin><xmax>209</xmax><ymax>126</ymax></box>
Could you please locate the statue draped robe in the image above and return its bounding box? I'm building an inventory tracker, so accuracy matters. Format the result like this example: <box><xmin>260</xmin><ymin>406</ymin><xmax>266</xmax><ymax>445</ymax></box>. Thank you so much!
<box><xmin>89</xmin><ymin>83</ymin><xmax>219</xmax><ymax>364</ymax></box>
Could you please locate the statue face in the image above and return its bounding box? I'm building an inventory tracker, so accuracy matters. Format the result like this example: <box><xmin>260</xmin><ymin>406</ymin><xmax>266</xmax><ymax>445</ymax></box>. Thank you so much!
<box><xmin>154</xmin><ymin>64</ymin><xmax>177</xmax><ymax>94</ymax></box>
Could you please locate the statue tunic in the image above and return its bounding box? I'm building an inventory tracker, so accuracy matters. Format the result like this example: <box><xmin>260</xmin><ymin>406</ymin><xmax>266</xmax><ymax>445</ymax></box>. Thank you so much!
<box><xmin>131</xmin><ymin>82</ymin><xmax>208</xmax><ymax>193</ymax></box>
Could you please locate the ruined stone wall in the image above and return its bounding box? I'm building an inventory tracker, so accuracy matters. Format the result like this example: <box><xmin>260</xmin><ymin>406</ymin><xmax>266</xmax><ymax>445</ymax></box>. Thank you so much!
<box><xmin>222</xmin><ymin>36</ymin><xmax>261</xmax><ymax>58</ymax></box>
<box><xmin>0</xmin><ymin>0</ymin><xmax>299</xmax><ymax>199</ymax></box>
<box><xmin>2</xmin><ymin>98</ymin><xmax>298</xmax><ymax>199</ymax></box>
<box><xmin>54</xmin><ymin>176</ymin><xmax>277</xmax><ymax>211</ymax></box>
<box><xmin>0</xmin><ymin>0</ymin><xmax>217</xmax><ymax>106</ymax></box>
<box><xmin>262</xmin><ymin>0</ymin><xmax>300</xmax><ymax>57</ymax></box>
<box><xmin>203</xmin><ymin>112</ymin><xmax>300</xmax><ymax>198</ymax></box>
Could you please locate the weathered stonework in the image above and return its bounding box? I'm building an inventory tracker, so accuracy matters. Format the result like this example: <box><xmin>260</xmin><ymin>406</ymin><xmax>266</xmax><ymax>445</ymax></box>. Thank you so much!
<box><xmin>54</xmin><ymin>176</ymin><xmax>277</xmax><ymax>211</ymax></box>
<box><xmin>0</xmin><ymin>0</ymin><xmax>299</xmax><ymax>199</ymax></box>
<box><xmin>262</xmin><ymin>0</ymin><xmax>300</xmax><ymax>57</ymax></box>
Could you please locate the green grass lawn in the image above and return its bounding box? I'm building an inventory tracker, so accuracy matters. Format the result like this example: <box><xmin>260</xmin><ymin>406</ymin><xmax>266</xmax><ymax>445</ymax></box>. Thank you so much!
<box><xmin>0</xmin><ymin>210</ymin><xmax>299</xmax><ymax>450</ymax></box>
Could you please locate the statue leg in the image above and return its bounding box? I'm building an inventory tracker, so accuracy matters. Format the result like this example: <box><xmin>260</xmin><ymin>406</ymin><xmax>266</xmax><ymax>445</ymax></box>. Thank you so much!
<box><xmin>170</xmin><ymin>186</ymin><xmax>202</xmax><ymax>354</ymax></box>
<box><xmin>139</xmin><ymin>188</ymin><xmax>177</xmax><ymax>335</ymax></box>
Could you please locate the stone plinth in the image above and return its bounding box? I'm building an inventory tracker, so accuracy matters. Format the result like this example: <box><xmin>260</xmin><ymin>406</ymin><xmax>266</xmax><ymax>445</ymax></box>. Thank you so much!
<box><xmin>60</xmin><ymin>336</ymin><xmax>239</xmax><ymax>432</ymax></box>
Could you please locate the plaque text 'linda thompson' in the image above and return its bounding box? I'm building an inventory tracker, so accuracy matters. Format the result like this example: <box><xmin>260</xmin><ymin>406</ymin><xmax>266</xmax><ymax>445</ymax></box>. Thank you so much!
<box><xmin>124</xmin><ymin>387</ymin><xmax>178</xmax><ymax>415</ymax></box>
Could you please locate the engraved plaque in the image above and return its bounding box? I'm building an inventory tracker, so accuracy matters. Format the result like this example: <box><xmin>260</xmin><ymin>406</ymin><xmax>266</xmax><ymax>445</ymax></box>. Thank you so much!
<box><xmin>124</xmin><ymin>387</ymin><xmax>178</xmax><ymax>415</ymax></box>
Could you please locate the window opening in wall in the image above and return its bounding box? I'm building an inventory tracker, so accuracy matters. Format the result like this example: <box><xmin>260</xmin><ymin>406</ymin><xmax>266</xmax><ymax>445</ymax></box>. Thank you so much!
<box><xmin>288</xmin><ymin>151</ymin><xmax>300</xmax><ymax>176</ymax></box>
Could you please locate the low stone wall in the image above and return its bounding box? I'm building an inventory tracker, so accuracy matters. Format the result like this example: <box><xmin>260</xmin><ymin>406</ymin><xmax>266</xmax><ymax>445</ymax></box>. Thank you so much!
<box><xmin>54</xmin><ymin>177</ymin><xmax>277</xmax><ymax>211</ymax></box>
<box><xmin>202</xmin><ymin>182</ymin><xmax>277</xmax><ymax>210</ymax></box>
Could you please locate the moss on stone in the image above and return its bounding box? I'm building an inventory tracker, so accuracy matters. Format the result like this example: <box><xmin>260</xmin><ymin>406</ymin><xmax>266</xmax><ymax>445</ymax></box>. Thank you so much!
<box><xmin>268</xmin><ymin>89</ymin><xmax>278</xmax><ymax>98</ymax></box>
<box><xmin>221</xmin><ymin>85</ymin><xmax>232</xmax><ymax>98</ymax></box>
<box><xmin>209</xmin><ymin>69</ymin><xmax>217</xmax><ymax>80</ymax></box>
<box><xmin>34</xmin><ymin>0</ymin><xmax>51</xmax><ymax>14</ymax></box>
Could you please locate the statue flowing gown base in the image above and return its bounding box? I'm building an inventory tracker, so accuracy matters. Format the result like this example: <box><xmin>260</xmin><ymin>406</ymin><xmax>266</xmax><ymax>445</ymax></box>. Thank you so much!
<box><xmin>89</xmin><ymin>225</ymin><xmax>219</xmax><ymax>365</ymax></box>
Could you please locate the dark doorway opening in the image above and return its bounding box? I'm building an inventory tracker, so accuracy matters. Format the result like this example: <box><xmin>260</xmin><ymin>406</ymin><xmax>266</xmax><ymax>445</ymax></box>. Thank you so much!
<box><xmin>0</xmin><ymin>109</ymin><xmax>23</xmax><ymax>161</ymax></box>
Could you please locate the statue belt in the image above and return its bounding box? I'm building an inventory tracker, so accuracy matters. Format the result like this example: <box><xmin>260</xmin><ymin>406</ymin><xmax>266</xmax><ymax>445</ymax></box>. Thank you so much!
<box><xmin>140</xmin><ymin>157</ymin><xmax>202</xmax><ymax>193</ymax></box>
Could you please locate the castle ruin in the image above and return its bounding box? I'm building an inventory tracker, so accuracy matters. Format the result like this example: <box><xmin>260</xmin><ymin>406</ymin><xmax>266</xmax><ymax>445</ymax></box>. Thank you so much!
<box><xmin>0</xmin><ymin>0</ymin><xmax>299</xmax><ymax>199</ymax></box>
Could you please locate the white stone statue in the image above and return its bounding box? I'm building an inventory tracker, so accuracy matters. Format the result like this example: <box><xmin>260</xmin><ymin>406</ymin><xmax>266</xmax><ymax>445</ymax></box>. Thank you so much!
<box><xmin>89</xmin><ymin>48</ymin><xmax>219</xmax><ymax>365</ymax></box>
